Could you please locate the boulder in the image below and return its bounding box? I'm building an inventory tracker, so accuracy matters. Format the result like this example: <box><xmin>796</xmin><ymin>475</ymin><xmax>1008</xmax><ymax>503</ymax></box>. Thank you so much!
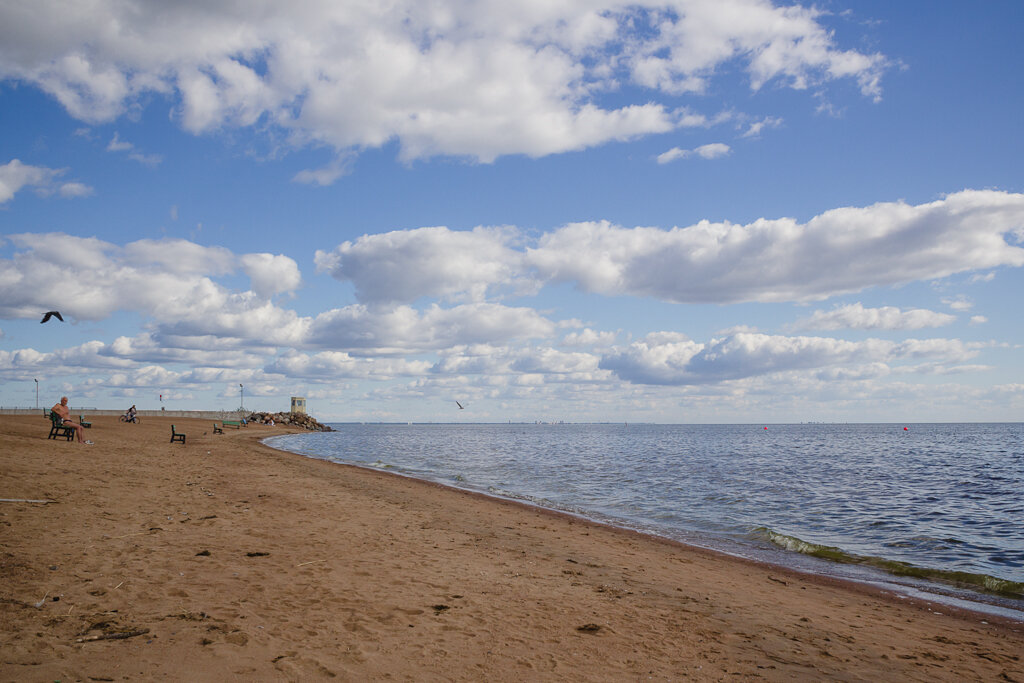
<box><xmin>245</xmin><ymin>411</ymin><xmax>333</xmax><ymax>432</ymax></box>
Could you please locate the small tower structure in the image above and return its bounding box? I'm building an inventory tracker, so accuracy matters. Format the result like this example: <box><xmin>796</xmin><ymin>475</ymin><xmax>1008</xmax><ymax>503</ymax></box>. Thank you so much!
<box><xmin>290</xmin><ymin>396</ymin><xmax>307</xmax><ymax>414</ymax></box>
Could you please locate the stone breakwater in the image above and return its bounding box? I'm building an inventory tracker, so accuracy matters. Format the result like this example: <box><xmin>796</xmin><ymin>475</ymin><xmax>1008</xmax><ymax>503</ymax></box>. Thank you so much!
<box><xmin>245</xmin><ymin>411</ymin><xmax>333</xmax><ymax>431</ymax></box>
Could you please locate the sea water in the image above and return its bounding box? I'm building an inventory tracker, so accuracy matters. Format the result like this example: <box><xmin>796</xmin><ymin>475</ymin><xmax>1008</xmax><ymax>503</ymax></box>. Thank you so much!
<box><xmin>265</xmin><ymin>422</ymin><xmax>1024</xmax><ymax>619</ymax></box>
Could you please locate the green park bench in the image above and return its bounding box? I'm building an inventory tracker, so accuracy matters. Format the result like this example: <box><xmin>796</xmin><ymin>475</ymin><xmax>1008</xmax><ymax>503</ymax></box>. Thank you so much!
<box><xmin>170</xmin><ymin>425</ymin><xmax>186</xmax><ymax>444</ymax></box>
<box><xmin>47</xmin><ymin>411</ymin><xmax>75</xmax><ymax>441</ymax></box>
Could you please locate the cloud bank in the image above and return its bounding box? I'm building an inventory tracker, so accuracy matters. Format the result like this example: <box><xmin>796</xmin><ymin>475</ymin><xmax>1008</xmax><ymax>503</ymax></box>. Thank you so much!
<box><xmin>1</xmin><ymin>190</ymin><xmax>1020</xmax><ymax>419</ymax></box>
<box><xmin>600</xmin><ymin>332</ymin><xmax>982</xmax><ymax>386</ymax></box>
<box><xmin>317</xmin><ymin>191</ymin><xmax>1024</xmax><ymax>306</ymax></box>
<box><xmin>527</xmin><ymin>191</ymin><xmax>1024</xmax><ymax>304</ymax></box>
<box><xmin>0</xmin><ymin>0</ymin><xmax>887</xmax><ymax>167</ymax></box>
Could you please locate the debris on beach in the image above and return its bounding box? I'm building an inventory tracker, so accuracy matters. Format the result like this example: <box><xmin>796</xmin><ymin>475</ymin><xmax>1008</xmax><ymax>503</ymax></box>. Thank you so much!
<box><xmin>244</xmin><ymin>411</ymin><xmax>333</xmax><ymax>431</ymax></box>
<box><xmin>76</xmin><ymin>628</ymin><xmax>150</xmax><ymax>643</ymax></box>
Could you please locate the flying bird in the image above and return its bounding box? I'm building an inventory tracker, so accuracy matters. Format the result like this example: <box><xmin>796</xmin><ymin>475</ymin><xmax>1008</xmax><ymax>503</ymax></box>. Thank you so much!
<box><xmin>456</xmin><ymin>401</ymin><xmax>465</xmax><ymax>410</ymax></box>
<box><xmin>40</xmin><ymin>311</ymin><xmax>64</xmax><ymax>324</ymax></box>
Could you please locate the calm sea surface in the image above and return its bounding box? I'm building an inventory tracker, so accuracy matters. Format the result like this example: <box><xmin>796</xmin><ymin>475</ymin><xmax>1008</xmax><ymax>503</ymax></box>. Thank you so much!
<box><xmin>266</xmin><ymin>422</ymin><xmax>1024</xmax><ymax>619</ymax></box>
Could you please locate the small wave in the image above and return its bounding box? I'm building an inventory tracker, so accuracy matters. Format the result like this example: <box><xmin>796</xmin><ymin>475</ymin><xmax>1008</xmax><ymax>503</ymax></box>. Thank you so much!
<box><xmin>755</xmin><ymin>527</ymin><xmax>1024</xmax><ymax>599</ymax></box>
<box><xmin>486</xmin><ymin>486</ymin><xmax>592</xmax><ymax>519</ymax></box>
<box><xmin>487</xmin><ymin>486</ymin><xmax>551</xmax><ymax>508</ymax></box>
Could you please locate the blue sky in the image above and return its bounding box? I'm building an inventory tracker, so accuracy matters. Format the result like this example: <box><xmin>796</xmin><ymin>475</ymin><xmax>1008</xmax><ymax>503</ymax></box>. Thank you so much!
<box><xmin>1</xmin><ymin>0</ymin><xmax>1023</xmax><ymax>423</ymax></box>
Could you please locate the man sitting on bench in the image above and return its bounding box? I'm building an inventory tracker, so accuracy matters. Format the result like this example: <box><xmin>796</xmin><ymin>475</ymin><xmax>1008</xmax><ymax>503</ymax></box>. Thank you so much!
<box><xmin>52</xmin><ymin>396</ymin><xmax>90</xmax><ymax>444</ymax></box>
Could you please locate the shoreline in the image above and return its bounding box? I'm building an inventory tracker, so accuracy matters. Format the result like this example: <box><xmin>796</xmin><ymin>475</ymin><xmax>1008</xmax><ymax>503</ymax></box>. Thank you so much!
<box><xmin>264</xmin><ymin>429</ymin><xmax>1024</xmax><ymax>623</ymax></box>
<box><xmin>2</xmin><ymin>415</ymin><xmax>1022</xmax><ymax>680</ymax></box>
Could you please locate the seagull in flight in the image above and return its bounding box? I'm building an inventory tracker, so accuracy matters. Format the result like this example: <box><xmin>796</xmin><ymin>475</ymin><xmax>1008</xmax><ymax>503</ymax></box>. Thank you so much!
<box><xmin>40</xmin><ymin>311</ymin><xmax>64</xmax><ymax>324</ymax></box>
<box><xmin>455</xmin><ymin>401</ymin><xmax>465</xmax><ymax>410</ymax></box>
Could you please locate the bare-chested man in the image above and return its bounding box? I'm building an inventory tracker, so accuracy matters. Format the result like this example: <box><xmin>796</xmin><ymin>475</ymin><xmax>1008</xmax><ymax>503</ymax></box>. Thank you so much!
<box><xmin>52</xmin><ymin>396</ymin><xmax>89</xmax><ymax>444</ymax></box>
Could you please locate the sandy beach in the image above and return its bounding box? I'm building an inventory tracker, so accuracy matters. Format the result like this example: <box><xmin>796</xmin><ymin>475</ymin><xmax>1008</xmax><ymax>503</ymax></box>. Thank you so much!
<box><xmin>1</xmin><ymin>415</ymin><xmax>1021</xmax><ymax>681</ymax></box>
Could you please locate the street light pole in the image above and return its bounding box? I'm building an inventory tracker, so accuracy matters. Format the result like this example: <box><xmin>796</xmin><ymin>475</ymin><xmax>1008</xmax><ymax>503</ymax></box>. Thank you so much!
<box><xmin>239</xmin><ymin>383</ymin><xmax>244</xmax><ymax>412</ymax></box>
<box><xmin>34</xmin><ymin>379</ymin><xmax>38</xmax><ymax>410</ymax></box>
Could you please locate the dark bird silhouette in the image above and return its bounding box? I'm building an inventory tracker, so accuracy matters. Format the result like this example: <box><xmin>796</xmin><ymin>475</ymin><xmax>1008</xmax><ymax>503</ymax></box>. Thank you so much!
<box><xmin>456</xmin><ymin>401</ymin><xmax>465</xmax><ymax>410</ymax></box>
<box><xmin>40</xmin><ymin>311</ymin><xmax>64</xmax><ymax>324</ymax></box>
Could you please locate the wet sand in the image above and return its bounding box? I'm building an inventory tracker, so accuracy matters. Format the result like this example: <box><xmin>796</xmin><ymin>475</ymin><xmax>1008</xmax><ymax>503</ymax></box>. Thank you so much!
<box><xmin>1</xmin><ymin>414</ymin><xmax>1021</xmax><ymax>681</ymax></box>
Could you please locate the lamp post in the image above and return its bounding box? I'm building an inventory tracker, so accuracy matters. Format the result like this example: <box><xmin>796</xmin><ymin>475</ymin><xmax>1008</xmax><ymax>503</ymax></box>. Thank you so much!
<box><xmin>239</xmin><ymin>383</ymin><xmax>244</xmax><ymax>412</ymax></box>
<box><xmin>34</xmin><ymin>379</ymin><xmax>38</xmax><ymax>410</ymax></box>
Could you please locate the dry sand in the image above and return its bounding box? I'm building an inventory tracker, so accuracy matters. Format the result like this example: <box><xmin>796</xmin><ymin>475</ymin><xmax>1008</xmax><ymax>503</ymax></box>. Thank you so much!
<box><xmin>1</xmin><ymin>414</ymin><xmax>1021</xmax><ymax>681</ymax></box>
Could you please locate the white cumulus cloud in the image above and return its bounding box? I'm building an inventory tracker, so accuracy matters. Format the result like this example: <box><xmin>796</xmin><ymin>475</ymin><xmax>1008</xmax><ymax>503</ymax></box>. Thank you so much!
<box><xmin>0</xmin><ymin>234</ymin><xmax>304</xmax><ymax>333</ymax></box>
<box><xmin>305</xmin><ymin>303</ymin><xmax>556</xmax><ymax>353</ymax></box>
<box><xmin>267</xmin><ymin>350</ymin><xmax>432</xmax><ymax>380</ymax></box>
<box><xmin>600</xmin><ymin>331</ymin><xmax>980</xmax><ymax>386</ymax></box>
<box><xmin>106</xmin><ymin>133</ymin><xmax>162</xmax><ymax>166</ymax></box>
<box><xmin>240</xmin><ymin>253</ymin><xmax>303</xmax><ymax>298</ymax></box>
<box><xmin>314</xmin><ymin>191</ymin><xmax>1024</xmax><ymax>308</ymax></box>
<box><xmin>0</xmin><ymin>159</ymin><xmax>93</xmax><ymax>203</ymax></box>
<box><xmin>527</xmin><ymin>190</ymin><xmax>1024</xmax><ymax>304</ymax></box>
<box><xmin>657</xmin><ymin>142</ymin><xmax>731</xmax><ymax>164</ymax></box>
<box><xmin>942</xmin><ymin>295</ymin><xmax>974</xmax><ymax>312</ymax></box>
<box><xmin>793</xmin><ymin>303</ymin><xmax>956</xmax><ymax>330</ymax></box>
<box><xmin>315</xmin><ymin>225</ymin><xmax>529</xmax><ymax>304</ymax></box>
<box><xmin>0</xmin><ymin>0</ymin><xmax>888</xmax><ymax>169</ymax></box>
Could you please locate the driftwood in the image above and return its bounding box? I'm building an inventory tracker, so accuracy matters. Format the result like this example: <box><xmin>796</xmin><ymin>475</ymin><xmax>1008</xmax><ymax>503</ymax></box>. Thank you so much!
<box><xmin>0</xmin><ymin>498</ymin><xmax>53</xmax><ymax>504</ymax></box>
<box><xmin>77</xmin><ymin>628</ymin><xmax>150</xmax><ymax>643</ymax></box>
<box><xmin>296</xmin><ymin>559</ymin><xmax>326</xmax><ymax>567</ymax></box>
